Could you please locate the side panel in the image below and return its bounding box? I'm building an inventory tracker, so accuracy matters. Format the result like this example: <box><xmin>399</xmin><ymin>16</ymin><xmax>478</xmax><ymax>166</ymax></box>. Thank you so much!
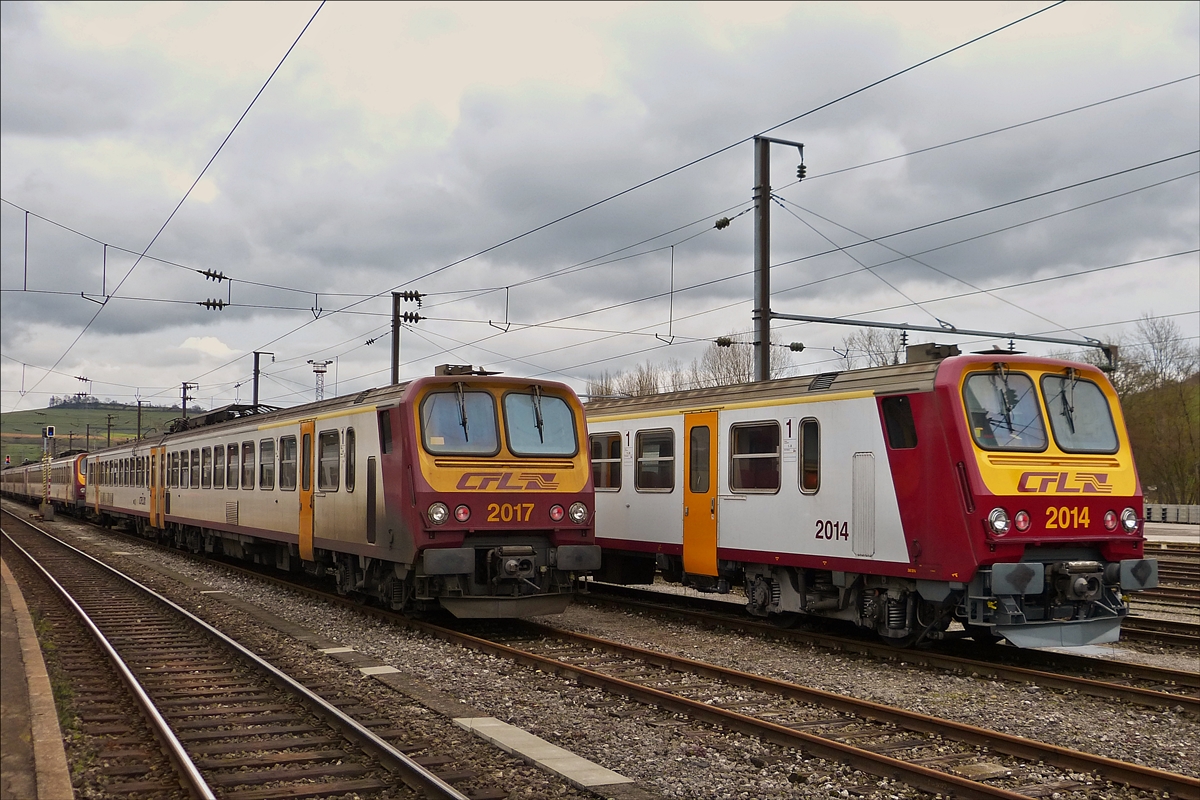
<box><xmin>683</xmin><ymin>412</ymin><xmax>718</xmax><ymax>576</ymax></box>
<box><xmin>851</xmin><ymin>452</ymin><xmax>876</xmax><ymax>557</ymax></box>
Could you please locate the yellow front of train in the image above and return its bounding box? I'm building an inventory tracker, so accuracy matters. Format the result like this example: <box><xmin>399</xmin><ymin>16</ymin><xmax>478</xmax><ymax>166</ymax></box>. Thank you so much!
<box><xmin>956</xmin><ymin>356</ymin><xmax>1156</xmax><ymax>647</ymax></box>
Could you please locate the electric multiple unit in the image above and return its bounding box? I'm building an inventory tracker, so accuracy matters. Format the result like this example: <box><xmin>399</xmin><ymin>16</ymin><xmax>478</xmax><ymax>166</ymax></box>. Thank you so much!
<box><xmin>4</xmin><ymin>373</ymin><xmax>599</xmax><ymax>619</ymax></box>
<box><xmin>585</xmin><ymin>352</ymin><xmax>1157</xmax><ymax>648</ymax></box>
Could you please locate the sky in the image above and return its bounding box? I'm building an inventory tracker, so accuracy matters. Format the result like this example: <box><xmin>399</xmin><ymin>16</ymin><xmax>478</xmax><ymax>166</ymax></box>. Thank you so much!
<box><xmin>1</xmin><ymin>0</ymin><xmax>1197</xmax><ymax>413</ymax></box>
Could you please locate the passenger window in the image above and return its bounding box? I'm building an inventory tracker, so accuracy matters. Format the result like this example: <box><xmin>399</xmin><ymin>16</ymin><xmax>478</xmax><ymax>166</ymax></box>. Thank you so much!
<box><xmin>279</xmin><ymin>436</ymin><xmax>298</xmax><ymax>491</ymax></box>
<box><xmin>345</xmin><ymin>428</ymin><xmax>356</xmax><ymax>492</ymax></box>
<box><xmin>689</xmin><ymin>427</ymin><xmax>710</xmax><ymax>494</ymax></box>
<box><xmin>259</xmin><ymin>439</ymin><xmax>275</xmax><ymax>490</ymax></box>
<box><xmin>635</xmin><ymin>430</ymin><xmax>674</xmax><ymax>491</ymax></box>
<box><xmin>730</xmin><ymin>422</ymin><xmax>780</xmax><ymax>493</ymax></box>
<box><xmin>180</xmin><ymin>451</ymin><xmax>190</xmax><ymax>489</ymax></box>
<box><xmin>241</xmin><ymin>442</ymin><xmax>255</xmax><ymax>489</ymax></box>
<box><xmin>227</xmin><ymin>444</ymin><xmax>239</xmax><ymax>489</ymax></box>
<box><xmin>201</xmin><ymin>448</ymin><xmax>212</xmax><ymax>488</ymax></box>
<box><xmin>190</xmin><ymin>449</ymin><xmax>200</xmax><ymax>488</ymax></box>
<box><xmin>213</xmin><ymin>445</ymin><xmax>225</xmax><ymax>489</ymax></box>
<box><xmin>318</xmin><ymin>430</ymin><xmax>339</xmax><ymax>491</ymax></box>
<box><xmin>799</xmin><ymin>419</ymin><xmax>820</xmax><ymax>494</ymax></box>
<box><xmin>882</xmin><ymin>396</ymin><xmax>918</xmax><ymax>449</ymax></box>
<box><xmin>590</xmin><ymin>433</ymin><xmax>622</xmax><ymax>490</ymax></box>
<box><xmin>301</xmin><ymin>433</ymin><xmax>312</xmax><ymax>492</ymax></box>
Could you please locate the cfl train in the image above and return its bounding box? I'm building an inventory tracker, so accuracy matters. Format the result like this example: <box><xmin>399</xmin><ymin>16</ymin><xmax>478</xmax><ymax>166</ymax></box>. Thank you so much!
<box><xmin>3</xmin><ymin>369</ymin><xmax>600</xmax><ymax>618</ymax></box>
<box><xmin>584</xmin><ymin>346</ymin><xmax>1159</xmax><ymax>648</ymax></box>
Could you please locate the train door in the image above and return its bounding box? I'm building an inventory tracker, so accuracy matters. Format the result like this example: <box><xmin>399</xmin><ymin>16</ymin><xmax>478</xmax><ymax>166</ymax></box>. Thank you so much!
<box><xmin>299</xmin><ymin>420</ymin><xmax>315</xmax><ymax>561</ymax></box>
<box><xmin>149</xmin><ymin>446</ymin><xmax>165</xmax><ymax>528</ymax></box>
<box><xmin>683</xmin><ymin>411</ymin><xmax>718</xmax><ymax>577</ymax></box>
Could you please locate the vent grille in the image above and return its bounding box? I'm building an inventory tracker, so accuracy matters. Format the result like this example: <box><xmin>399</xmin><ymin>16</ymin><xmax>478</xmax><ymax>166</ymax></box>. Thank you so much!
<box><xmin>226</xmin><ymin>502</ymin><xmax>239</xmax><ymax>525</ymax></box>
<box><xmin>808</xmin><ymin>372</ymin><xmax>841</xmax><ymax>391</ymax></box>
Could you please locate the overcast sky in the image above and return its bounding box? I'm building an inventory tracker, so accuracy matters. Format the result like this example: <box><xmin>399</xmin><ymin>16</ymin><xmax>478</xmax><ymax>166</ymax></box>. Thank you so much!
<box><xmin>2</xmin><ymin>1</ymin><xmax>1197</xmax><ymax>413</ymax></box>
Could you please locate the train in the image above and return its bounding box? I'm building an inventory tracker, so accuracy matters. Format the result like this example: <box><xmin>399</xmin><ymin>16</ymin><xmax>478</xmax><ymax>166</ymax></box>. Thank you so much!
<box><xmin>584</xmin><ymin>346</ymin><xmax>1159</xmax><ymax>648</ymax></box>
<box><xmin>2</xmin><ymin>368</ymin><xmax>600</xmax><ymax>618</ymax></box>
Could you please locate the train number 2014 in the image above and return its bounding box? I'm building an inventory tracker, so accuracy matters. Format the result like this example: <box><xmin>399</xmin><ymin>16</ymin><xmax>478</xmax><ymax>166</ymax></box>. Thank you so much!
<box><xmin>1045</xmin><ymin>506</ymin><xmax>1090</xmax><ymax>529</ymax></box>
<box><xmin>488</xmin><ymin>502</ymin><xmax>535</xmax><ymax>523</ymax></box>
<box><xmin>815</xmin><ymin>520</ymin><xmax>849</xmax><ymax>540</ymax></box>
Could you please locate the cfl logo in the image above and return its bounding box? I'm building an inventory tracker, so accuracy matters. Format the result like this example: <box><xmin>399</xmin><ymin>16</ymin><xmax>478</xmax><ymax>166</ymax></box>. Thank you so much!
<box><xmin>1016</xmin><ymin>471</ymin><xmax>1112</xmax><ymax>494</ymax></box>
<box><xmin>456</xmin><ymin>472</ymin><xmax>560</xmax><ymax>491</ymax></box>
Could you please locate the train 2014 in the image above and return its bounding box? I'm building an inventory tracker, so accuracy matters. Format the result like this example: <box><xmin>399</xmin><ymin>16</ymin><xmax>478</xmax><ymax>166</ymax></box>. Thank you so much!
<box><xmin>3</xmin><ymin>369</ymin><xmax>600</xmax><ymax>618</ymax></box>
<box><xmin>585</xmin><ymin>347</ymin><xmax>1159</xmax><ymax>648</ymax></box>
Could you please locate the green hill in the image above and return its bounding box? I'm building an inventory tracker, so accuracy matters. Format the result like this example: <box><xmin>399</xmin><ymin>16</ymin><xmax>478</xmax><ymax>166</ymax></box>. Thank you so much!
<box><xmin>1</xmin><ymin>404</ymin><xmax>185</xmax><ymax>466</ymax></box>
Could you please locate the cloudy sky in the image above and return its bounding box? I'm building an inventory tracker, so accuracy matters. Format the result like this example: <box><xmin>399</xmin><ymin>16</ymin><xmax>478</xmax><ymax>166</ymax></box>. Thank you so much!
<box><xmin>2</xmin><ymin>1</ymin><xmax>1197</xmax><ymax>413</ymax></box>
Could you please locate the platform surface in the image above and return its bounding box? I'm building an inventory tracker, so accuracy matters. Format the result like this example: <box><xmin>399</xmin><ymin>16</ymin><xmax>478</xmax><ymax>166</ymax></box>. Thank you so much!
<box><xmin>1</xmin><ymin>558</ymin><xmax>73</xmax><ymax>800</ymax></box>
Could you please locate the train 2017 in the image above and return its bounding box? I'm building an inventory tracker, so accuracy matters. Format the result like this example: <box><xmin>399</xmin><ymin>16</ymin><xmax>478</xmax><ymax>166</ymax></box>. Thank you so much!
<box><xmin>585</xmin><ymin>348</ymin><xmax>1159</xmax><ymax>648</ymax></box>
<box><xmin>3</xmin><ymin>371</ymin><xmax>600</xmax><ymax>618</ymax></box>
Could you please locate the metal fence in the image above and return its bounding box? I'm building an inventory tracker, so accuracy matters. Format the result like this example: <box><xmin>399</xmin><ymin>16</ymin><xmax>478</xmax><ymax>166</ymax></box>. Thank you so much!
<box><xmin>1144</xmin><ymin>504</ymin><xmax>1200</xmax><ymax>524</ymax></box>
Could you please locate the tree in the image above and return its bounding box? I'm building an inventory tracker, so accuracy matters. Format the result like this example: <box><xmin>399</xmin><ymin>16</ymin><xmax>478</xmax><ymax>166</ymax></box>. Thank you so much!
<box><xmin>838</xmin><ymin>329</ymin><xmax>904</xmax><ymax>370</ymax></box>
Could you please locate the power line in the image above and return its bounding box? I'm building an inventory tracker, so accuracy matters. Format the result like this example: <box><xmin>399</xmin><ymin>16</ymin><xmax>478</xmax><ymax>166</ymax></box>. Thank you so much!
<box><xmin>22</xmin><ymin>1</ymin><xmax>326</xmax><ymax>403</ymax></box>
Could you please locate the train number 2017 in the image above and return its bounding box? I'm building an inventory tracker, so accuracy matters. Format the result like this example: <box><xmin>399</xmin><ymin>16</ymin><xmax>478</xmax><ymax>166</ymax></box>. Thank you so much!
<box><xmin>487</xmin><ymin>503</ymin><xmax>535</xmax><ymax>523</ymax></box>
<box><xmin>1045</xmin><ymin>506</ymin><xmax>1090</xmax><ymax>529</ymax></box>
<box><xmin>815</xmin><ymin>520</ymin><xmax>849</xmax><ymax>540</ymax></box>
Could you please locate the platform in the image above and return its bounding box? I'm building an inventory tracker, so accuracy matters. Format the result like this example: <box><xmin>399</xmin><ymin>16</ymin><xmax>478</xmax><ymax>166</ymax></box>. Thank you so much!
<box><xmin>1144</xmin><ymin>522</ymin><xmax>1200</xmax><ymax>546</ymax></box>
<box><xmin>1</xmin><ymin>558</ymin><xmax>73</xmax><ymax>800</ymax></box>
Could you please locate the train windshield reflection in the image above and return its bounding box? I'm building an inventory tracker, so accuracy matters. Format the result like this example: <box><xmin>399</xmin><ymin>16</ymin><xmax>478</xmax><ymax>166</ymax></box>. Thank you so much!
<box><xmin>963</xmin><ymin>371</ymin><xmax>1047</xmax><ymax>451</ymax></box>
<box><xmin>421</xmin><ymin>391</ymin><xmax>499</xmax><ymax>455</ymax></box>
<box><xmin>1041</xmin><ymin>374</ymin><xmax>1118</xmax><ymax>453</ymax></box>
<box><xmin>504</xmin><ymin>391</ymin><xmax>578</xmax><ymax>456</ymax></box>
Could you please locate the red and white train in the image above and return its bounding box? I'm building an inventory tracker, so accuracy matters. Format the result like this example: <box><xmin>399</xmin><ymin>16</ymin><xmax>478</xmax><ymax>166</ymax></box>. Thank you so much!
<box><xmin>584</xmin><ymin>347</ymin><xmax>1158</xmax><ymax>648</ymax></box>
<box><xmin>4</xmin><ymin>370</ymin><xmax>599</xmax><ymax>618</ymax></box>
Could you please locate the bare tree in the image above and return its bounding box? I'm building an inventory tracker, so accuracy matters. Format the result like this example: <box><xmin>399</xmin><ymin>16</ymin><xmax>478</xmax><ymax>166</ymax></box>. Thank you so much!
<box><xmin>689</xmin><ymin>333</ymin><xmax>795</xmax><ymax>387</ymax></box>
<box><xmin>838</xmin><ymin>329</ymin><xmax>905</xmax><ymax>370</ymax></box>
<box><xmin>614</xmin><ymin>361</ymin><xmax>661</xmax><ymax>397</ymax></box>
<box><xmin>584</xmin><ymin>370</ymin><xmax>618</xmax><ymax>400</ymax></box>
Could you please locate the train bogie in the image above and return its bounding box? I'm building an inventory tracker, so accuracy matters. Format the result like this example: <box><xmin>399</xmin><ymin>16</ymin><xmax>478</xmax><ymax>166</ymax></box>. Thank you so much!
<box><xmin>586</xmin><ymin>352</ymin><xmax>1157</xmax><ymax>648</ymax></box>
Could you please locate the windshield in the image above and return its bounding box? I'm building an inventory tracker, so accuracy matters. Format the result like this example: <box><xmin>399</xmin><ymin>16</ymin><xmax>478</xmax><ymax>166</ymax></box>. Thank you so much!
<box><xmin>421</xmin><ymin>389</ymin><xmax>499</xmax><ymax>455</ymax></box>
<box><xmin>1041</xmin><ymin>374</ymin><xmax>1118</xmax><ymax>453</ymax></box>
<box><xmin>963</xmin><ymin>371</ymin><xmax>1047</xmax><ymax>451</ymax></box>
<box><xmin>504</xmin><ymin>391</ymin><xmax>578</xmax><ymax>457</ymax></box>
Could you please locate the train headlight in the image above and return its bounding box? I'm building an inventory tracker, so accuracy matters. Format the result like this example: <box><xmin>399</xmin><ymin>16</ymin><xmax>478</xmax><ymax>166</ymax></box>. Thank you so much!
<box><xmin>568</xmin><ymin>502</ymin><xmax>588</xmax><ymax>524</ymax></box>
<box><xmin>1120</xmin><ymin>507</ymin><xmax>1139</xmax><ymax>533</ymax></box>
<box><xmin>427</xmin><ymin>502</ymin><xmax>450</xmax><ymax>525</ymax></box>
<box><xmin>987</xmin><ymin>507</ymin><xmax>1010</xmax><ymax>535</ymax></box>
<box><xmin>1013</xmin><ymin>510</ymin><xmax>1030</xmax><ymax>532</ymax></box>
<box><xmin>1103</xmin><ymin>510</ymin><xmax>1118</xmax><ymax>531</ymax></box>
<box><xmin>454</xmin><ymin>504</ymin><xmax>471</xmax><ymax>523</ymax></box>
<box><xmin>549</xmin><ymin>504</ymin><xmax>565</xmax><ymax>522</ymax></box>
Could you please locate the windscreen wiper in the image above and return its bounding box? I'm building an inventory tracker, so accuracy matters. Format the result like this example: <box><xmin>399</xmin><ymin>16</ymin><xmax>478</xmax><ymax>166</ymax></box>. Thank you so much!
<box><xmin>530</xmin><ymin>386</ymin><xmax>546</xmax><ymax>443</ymax></box>
<box><xmin>454</xmin><ymin>382</ymin><xmax>470</xmax><ymax>441</ymax></box>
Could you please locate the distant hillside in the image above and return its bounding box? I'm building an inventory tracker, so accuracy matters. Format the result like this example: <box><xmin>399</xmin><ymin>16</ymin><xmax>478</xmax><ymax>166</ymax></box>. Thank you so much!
<box><xmin>0</xmin><ymin>404</ymin><xmax>186</xmax><ymax>466</ymax></box>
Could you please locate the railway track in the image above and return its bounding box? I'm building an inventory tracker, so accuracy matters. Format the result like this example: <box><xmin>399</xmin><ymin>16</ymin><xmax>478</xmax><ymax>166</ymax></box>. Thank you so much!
<box><xmin>8</xmin><ymin>505</ymin><xmax>1196</xmax><ymax>799</ymax></box>
<box><xmin>0</xmin><ymin>512</ymin><xmax>481</xmax><ymax>800</ymax></box>
<box><xmin>1121</xmin><ymin>615</ymin><xmax>1200</xmax><ymax>648</ymax></box>
<box><xmin>462</xmin><ymin>619</ymin><xmax>1199</xmax><ymax>799</ymax></box>
<box><xmin>580</xmin><ymin>582</ymin><xmax>1200</xmax><ymax>710</ymax></box>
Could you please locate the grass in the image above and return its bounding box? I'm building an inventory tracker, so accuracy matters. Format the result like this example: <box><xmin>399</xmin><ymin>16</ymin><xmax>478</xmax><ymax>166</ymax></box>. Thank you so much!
<box><xmin>1</xmin><ymin>404</ymin><xmax>183</xmax><ymax>466</ymax></box>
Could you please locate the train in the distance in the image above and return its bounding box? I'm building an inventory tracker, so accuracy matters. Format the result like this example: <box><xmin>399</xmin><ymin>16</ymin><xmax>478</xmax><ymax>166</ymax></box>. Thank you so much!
<box><xmin>3</xmin><ymin>368</ymin><xmax>600</xmax><ymax>618</ymax></box>
<box><xmin>584</xmin><ymin>345</ymin><xmax>1158</xmax><ymax>648</ymax></box>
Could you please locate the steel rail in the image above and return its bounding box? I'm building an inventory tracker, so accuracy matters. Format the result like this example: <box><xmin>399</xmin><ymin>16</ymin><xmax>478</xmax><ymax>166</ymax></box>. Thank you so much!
<box><xmin>581</xmin><ymin>586</ymin><xmax>1200</xmax><ymax>705</ymax></box>
<box><xmin>0</xmin><ymin>514</ymin><xmax>470</xmax><ymax>800</ymax></box>
<box><xmin>1</xmin><ymin>528</ymin><xmax>216</xmax><ymax>800</ymax></box>
<box><xmin>521</xmin><ymin>620</ymin><xmax>1200</xmax><ymax>797</ymax></box>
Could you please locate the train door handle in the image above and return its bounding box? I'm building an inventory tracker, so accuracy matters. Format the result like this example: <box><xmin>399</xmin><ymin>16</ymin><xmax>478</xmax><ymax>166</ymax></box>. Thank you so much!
<box><xmin>684</xmin><ymin>506</ymin><xmax>689</xmax><ymax>517</ymax></box>
<box><xmin>710</xmin><ymin>497</ymin><xmax>715</xmax><ymax>515</ymax></box>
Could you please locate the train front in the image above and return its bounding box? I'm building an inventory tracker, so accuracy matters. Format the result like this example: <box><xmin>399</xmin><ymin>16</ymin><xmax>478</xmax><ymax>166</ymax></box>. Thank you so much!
<box><xmin>952</xmin><ymin>356</ymin><xmax>1157</xmax><ymax>647</ymax></box>
<box><xmin>402</xmin><ymin>374</ymin><xmax>599</xmax><ymax>618</ymax></box>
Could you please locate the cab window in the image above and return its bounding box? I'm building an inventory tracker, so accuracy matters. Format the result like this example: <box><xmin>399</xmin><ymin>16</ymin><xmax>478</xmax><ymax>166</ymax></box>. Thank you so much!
<box><xmin>963</xmin><ymin>371</ymin><xmax>1047</xmax><ymax>451</ymax></box>
<box><xmin>1041</xmin><ymin>374</ymin><xmax>1118</xmax><ymax>453</ymax></box>
<box><xmin>420</xmin><ymin>390</ymin><xmax>499</xmax><ymax>455</ymax></box>
<box><xmin>503</xmin><ymin>391</ymin><xmax>578</xmax><ymax>456</ymax></box>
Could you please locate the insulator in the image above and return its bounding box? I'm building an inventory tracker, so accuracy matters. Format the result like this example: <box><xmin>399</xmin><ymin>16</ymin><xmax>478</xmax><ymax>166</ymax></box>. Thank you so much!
<box><xmin>199</xmin><ymin>269</ymin><xmax>227</xmax><ymax>282</ymax></box>
<box><xmin>400</xmin><ymin>290</ymin><xmax>423</xmax><ymax>306</ymax></box>
<box><xmin>715</xmin><ymin>336</ymin><xmax>733</xmax><ymax>348</ymax></box>
<box><xmin>796</xmin><ymin>164</ymin><xmax>807</xmax><ymax>180</ymax></box>
<box><xmin>789</xmin><ymin>342</ymin><xmax>804</xmax><ymax>352</ymax></box>
<box><xmin>199</xmin><ymin>299</ymin><xmax>227</xmax><ymax>311</ymax></box>
<box><xmin>401</xmin><ymin>312</ymin><xmax>422</xmax><ymax>323</ymax></box>
<box><xmin>714</xmin><ymin>217</ymin><xmax>731</xmax><ymax>230</ymax></box>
